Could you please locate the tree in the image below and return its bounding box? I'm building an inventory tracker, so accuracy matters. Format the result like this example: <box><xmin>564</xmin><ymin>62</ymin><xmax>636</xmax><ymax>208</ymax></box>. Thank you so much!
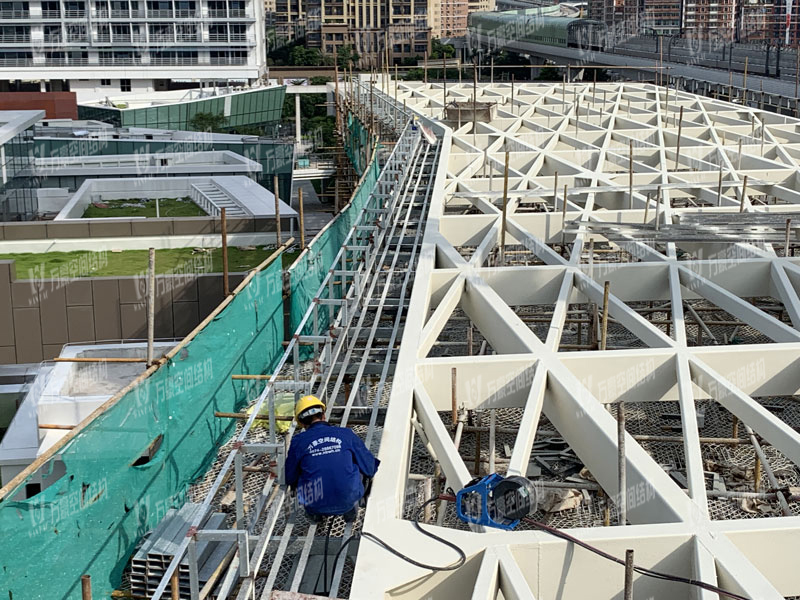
<box><xmin>288</xmin><ymin>45</ymin><xmax>324</xmax><ymax>66</ymax></box>
<box><xmin>430</xmin><ymin>38</ymin><xmax>455</xmax><ymax>60</ymax></box>
<box><xmin>337</xmin><ymin>44</ymin><xmax>360</xmax><ymax>68</ymax></box>
<box><xmin>310</xmin><ymin>75</ymin><xmax>332</xmax><ymax>85</ymax></box>
<box><xmin>535</xmin><ymin>66</ymin><xmax>562</xmax><ymax>81</ymax></box>
<box><xmin>189</xmin><ymin>112</ymin><xmax>227</xmax><ymax>132</ymax></box>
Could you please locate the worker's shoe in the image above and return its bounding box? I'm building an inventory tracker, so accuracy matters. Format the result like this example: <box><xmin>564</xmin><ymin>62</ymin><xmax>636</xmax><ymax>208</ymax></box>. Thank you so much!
<box><xmin>343</xmin><ymin>507</ymin><xmax>358</xmax><ymax>523</ymax></box>
<box><xmin>306</xmin><ymin>511</ymin><xmax>325</xmax><ymax>524</ymax></box>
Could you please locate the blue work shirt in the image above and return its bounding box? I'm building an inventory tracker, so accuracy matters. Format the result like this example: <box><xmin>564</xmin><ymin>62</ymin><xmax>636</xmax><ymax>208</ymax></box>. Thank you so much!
<box><xmin>285</xmin><ymin>421</ymin><xmax>380</xmax><ymax>515</ymax></box>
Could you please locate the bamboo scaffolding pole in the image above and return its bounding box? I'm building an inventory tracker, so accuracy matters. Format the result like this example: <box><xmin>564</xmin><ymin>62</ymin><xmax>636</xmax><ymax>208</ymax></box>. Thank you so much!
<box><xmin>561</xmin><ymin>183</ymin><xmax>568</xmax><ymax>252</ymax></box>
<box><xmin>674</xmin><ymin>105</ymin><xmax>684</xmax><ymax>170</ymax></box>
<box><xmin>39</xmin><ymin>423</ymin><xmax>75</xmax><ymax>430</ymax></box>
<box><xmin>53</xmin><ymin>357</ymin><xmax>148</xmax><ymax>363</ymax></box>
<box><xmin>500</xmin><ymin>151</ymin><xmax>510</xmax><ymax>265</ymax></box>
<box><xmin>739</xmin><ymin>175</ymin><xmax>748</xmax><ymax>213</ymax></box>
<box><xmin>785</xmin><ymin>218</ymin><xmax>792</xmax><ymax>256</ymax></box>
<box><xmin>629</xmin><ymin>140</ymin><xmax>634</xmax><ymax>209</ymax></box>
<box><xmin>624</xmin><ymin>550</ymin><xmax>634</xmax><ymax>600</ymax></box>
<box><xmin>298</xmin><ymin>187</ymin><xmax>306</xmax><ymax>250</ymax></box>
<box><xmin>451</xmin><ymin>367</ymin><xmax>458</xmax><ymax>426</ymax></box>
<box><xmin>743</xmin><ymin>56</ymin><xmax>749</xmax><ymax>94</ymax></box>
<box><xmin>273</xmin><ymin>175</ymin><xmax>282</xmax><ymax>244</ymax></box>
<box><xmin>147</xmin><ymin>247</ymin><xmax>155</xmax><ymax>365</ymax></box>
<box><xmin>600</xmin><ymin>281</ymin><xmax>610</xmax><ymax>351</ymax></box>
<box><xmin>221</xmin><ymin>208</ymin><xmax>229</xmax><ymax>296</ymax></box>
<box><xmin>82</xmin><ymin>575</ymin><xmax>92</xmax><ymax>600</ymax></box>
<box><xmin>618</xmin><ymin>399</ymin><xmax>627</xmax><ymax>525</ymax></box>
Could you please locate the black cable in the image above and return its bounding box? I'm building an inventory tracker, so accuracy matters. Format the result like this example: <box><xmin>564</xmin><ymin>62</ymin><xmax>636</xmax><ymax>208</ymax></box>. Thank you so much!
<box><xmin>522</xmin><ymin>517</ymin><xmax>750</xmax><ymax>600</ymax></box>
<box><xmin>312</xmin><ymin>517</ymin><xmax>334</xmax><ymax>596</ymax></box>
<box><xmin>322</xmin><ymin>498</ymin><xmax>467</xmax><ymax>595</ymax></box>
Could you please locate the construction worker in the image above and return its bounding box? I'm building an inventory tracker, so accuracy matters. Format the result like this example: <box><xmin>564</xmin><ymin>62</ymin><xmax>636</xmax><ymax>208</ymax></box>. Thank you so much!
<box><xmin>285</xmin><ymin>395</ymin><xmax>379</xmax><ymax>522</ymax></box>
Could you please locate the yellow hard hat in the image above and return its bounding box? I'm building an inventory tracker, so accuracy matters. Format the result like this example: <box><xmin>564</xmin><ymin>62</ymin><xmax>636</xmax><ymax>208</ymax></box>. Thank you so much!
<box><xmin>295</xmin><ymin>395</ymin><xmax>325</xmax><ymax>421</ymax></box>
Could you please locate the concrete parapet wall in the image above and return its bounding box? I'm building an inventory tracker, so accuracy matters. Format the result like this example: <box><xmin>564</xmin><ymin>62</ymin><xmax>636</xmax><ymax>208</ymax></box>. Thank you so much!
<box><xmin>0</xmin><ymin>260</ymin><xmax>245</xmax><ymax>365</ymax></box>
<box><xmin>0</xmin><ymin>216</ymin><xmax>290</xmax><ymax>240</ymax></box>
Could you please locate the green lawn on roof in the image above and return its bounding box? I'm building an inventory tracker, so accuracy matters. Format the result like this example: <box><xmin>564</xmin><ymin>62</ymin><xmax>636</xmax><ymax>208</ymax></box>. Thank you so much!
<box><xmin>82</xmin><ymin>197</ymin><xmax>207</xmax><ymax>218</ymax></box>
<box><xmin>0</xmin><ymin>247</ymin><xmax>300</xmax><ymax>278</ymax></box>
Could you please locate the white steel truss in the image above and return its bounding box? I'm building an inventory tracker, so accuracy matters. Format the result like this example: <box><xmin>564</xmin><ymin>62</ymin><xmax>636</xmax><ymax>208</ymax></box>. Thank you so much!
<box><xmin>352</xmin><ymin>80</ymin><xmax>800</xmax><ymax>599</ymax></box>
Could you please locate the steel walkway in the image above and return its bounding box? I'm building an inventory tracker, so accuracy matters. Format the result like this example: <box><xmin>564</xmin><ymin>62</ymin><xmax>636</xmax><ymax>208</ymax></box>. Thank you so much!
<box><xmin>150</xmin><ymin>82</ymin><xmax>441</xmax><ymax>600</ymax></box>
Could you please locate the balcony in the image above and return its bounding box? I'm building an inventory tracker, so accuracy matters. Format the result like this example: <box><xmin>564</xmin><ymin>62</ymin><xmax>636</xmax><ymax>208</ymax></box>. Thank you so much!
<box><xmin>0</xmin><ymin>54</ymin><xmax>249</xmax><ymax>68</ymax></box>
<box><xmin>0</xmin><ymin>10</ymin><xmax>30</xmax><ymax>18</ymax></box>
<box><xmin>148</xmin><ymin>33</ymin><xmax>175</xmax><ymax>42</ymax></box>
<box><xmin>147</xmin><ymin>9</ymin><xmax>173</xmax><ymax>17</ymax></box>
<box><xmin>0</xmin><ymin>33</ymin><xmax>30</xmax><ymax>42</ymax></box>
<box><xmin>40</xmin><ymin>9</ymin><xmax>61</xmax><ymax>18</ymax></box>
<box><xmin>174</xmin><ymin>9</ymin><xmax>197</xmax><ymax>18</ymax></box>
<box><xmin>63</xmin><ymin>10</ymin><xmax>87</xmax><ymax>18</ymax></box>
<box><xmin>209</xmin><ymin>55</ymin><xmax>246</xmax><ymax>64</ymax></box>
<box><xmin>175</xmin><ymin>33</ymin><xmax>200</xmax><ymax>41</ymax></box>
<box><xmin>209</xmin><ymin>8</ymin><xmax>247</xmax><ymax>18</ymax></box>
<box><xmin>0</xmin><ymin>57</ymin><xmax>32</xmax><ymax>66</ymax></box>
<box><xmin>207</xmin><ymin>33</ymin><xmax>252</xmax><ymax>43</ymax></box>
<box><xmin>66</xmin><ymin>33</ymin><xmax>88</xmax><ymax>41</ymax></box>
<box><xmin>149</xmin><ymin>55</ymin><xmax>198</xmax><ymax>64</ymax></box>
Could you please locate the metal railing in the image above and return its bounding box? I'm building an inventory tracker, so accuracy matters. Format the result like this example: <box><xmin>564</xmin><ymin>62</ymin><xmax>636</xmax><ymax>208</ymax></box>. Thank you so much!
<box><xmin>0</xmin><ymin>10</ymin><xmax>30</xmax><ymax>18</ymax></box>
<box><xmin>0</xmin><ymin>34</ymin><xmax>30</xmax><ymax>42</ymax></box>
<box><xmin>207</xmin><ymin>33</ymin><xmax>252</xmax><ymax>42</ymax></box>
<box><xmin>208</xmin><ymin>55</ymin><xmax>247</xmax><ymax>64</ymax></box>
<box><xmin>63</xmin><ymin>10</ymin><xmax>87</xmax><ymax>18</ymax></box>
<box><xmin>189</xmin><ymin>183</ymin><xmax>221</xmax><ymax>216</ymax></box>
<box><xmin>0</xmin><ymin>55</ymin><xmax>251</xmax><ymax>67</ymax></box>
<box><xmin>209</xmin><ymin>8</ymin><xmax>248</xmax><ymax>17</ymax></box>
<box><xmin>40</xmin><ymin>10</ymin><xmax>61</xmax><ymax>17</ymax></box>
<box><xmin>0</xmin><ymin>57</ymin><xmax>33</xmax><ymax>66</ymax></box>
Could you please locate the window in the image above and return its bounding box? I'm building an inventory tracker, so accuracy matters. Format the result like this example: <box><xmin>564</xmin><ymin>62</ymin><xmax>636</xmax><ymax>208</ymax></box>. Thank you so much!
<box><xmin>100</xmin><ymin>78</ymin><xmax>111</xmax><ymax>85</ymax></box>
<box><xmin>120</xmin><ymin>78</ymin><xmax>131</xmax><ymax>91</ymax></box>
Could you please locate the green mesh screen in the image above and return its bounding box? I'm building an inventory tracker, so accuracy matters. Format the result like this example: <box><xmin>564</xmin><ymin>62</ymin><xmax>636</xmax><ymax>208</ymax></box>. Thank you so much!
<box><xmin>288</xmin><ymin>117</ymin><xmax>379</xmax><ymax>345</ymax></box>
<box><xmin>0</xmin><ymin>256</ymin><xmax>285</xmax><ymax>599</ymax></box>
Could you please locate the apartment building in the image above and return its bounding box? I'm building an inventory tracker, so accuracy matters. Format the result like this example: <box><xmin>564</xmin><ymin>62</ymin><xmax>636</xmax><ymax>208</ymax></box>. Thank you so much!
<box><xmin>435</xmin><ymin>0</ymin><xmax>494</xmax><ymax>38</ymax></box>
<box><xmin>275</xmin><ymin>0</ymin><xmax>432</xmax><ymax>66</ymax></box>
<box><xmin>682</xmin><ymin>0</ymin><xmax>735</xmax><ymax>38</ymax></box>
<box><xmin>0</xmin><ymin>0</ymin><xmax>266</xmax><ymax>101</ymax></box>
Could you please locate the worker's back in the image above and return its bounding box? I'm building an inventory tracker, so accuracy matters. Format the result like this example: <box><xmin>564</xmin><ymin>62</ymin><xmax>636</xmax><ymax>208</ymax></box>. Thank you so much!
<box><xmin>285</xmin><ymin>420</ymin><xmax>379</xmax><ymax>516</ymax></box>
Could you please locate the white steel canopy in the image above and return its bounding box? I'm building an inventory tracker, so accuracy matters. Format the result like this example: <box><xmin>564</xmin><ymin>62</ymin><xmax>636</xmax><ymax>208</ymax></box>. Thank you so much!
<box><xmin>353</xmin><ymin>80</ymin><xmax>800</xmax><ymax>599</ymax></box>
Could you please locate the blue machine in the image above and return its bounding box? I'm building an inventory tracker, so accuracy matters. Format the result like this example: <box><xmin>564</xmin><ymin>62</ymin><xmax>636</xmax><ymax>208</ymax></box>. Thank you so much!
<box><xmin>456</xmin><ymin>474</ymin><xmax>538</xmax><ymax>531</ymax></box>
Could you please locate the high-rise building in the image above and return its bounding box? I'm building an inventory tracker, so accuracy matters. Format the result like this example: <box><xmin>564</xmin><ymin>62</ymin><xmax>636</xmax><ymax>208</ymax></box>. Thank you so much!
<box><xmin>0</xmin><ymin>0</ymin><xmax>267</xmax><ymax>102</ymax></box>
<box><xmin>640</xmin><ymin>0</ymin><xmax>681</xmax><ymax>35</ymax></box>
<box><xmin>436</xmin><ymin>0</ymin><xmax>469</xmax><ymax>38</ymax></box>
<box><xmin>682</xmin><ymin>0</ymin><xmax>735</xmax><ymax>39</ymax></box>
<box><xmin>275</xmin><ymin>0</ymin><xmax>432</xmax><ymax>67</ymax></box>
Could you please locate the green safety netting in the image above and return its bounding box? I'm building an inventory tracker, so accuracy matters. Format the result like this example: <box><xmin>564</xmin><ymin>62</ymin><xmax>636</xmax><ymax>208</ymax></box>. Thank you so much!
<box><xmin>345</xmin><ymin>110</ymin><xmax>372</xmax><ymax>175</ymax></box>
<box><xmin>288</xmin><ymin>125</ymin><xmax>380</xmax><ymax>347</ymax></box>
<box><xmin>0</xmin><ymin>257</ymin><xmax>285</xmax><ymax>599</ymax></box>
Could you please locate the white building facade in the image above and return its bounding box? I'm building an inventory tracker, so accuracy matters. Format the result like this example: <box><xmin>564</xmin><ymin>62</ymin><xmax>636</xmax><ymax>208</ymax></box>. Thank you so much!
<box><xmin>0</xmin><ymin>0</ymin><xmax>266</xmax><ymax>101</ymax></box>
